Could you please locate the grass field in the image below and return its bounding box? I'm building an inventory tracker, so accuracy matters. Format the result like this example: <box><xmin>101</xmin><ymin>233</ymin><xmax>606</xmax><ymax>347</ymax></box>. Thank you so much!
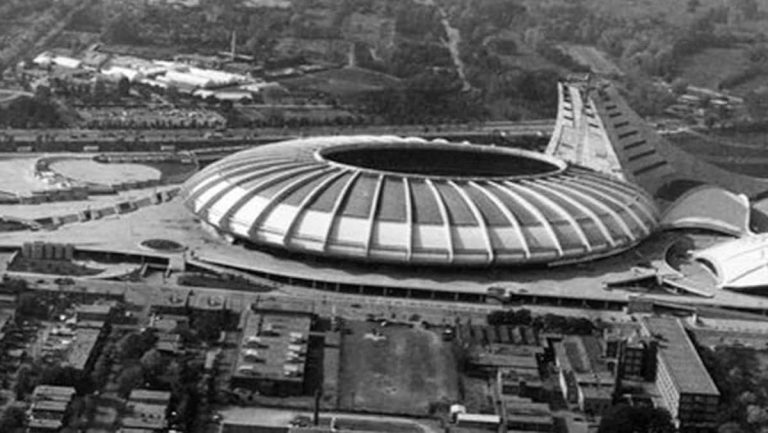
<box><xmin>280</xmin><ymin>67</ymin><xmax>403</xmax><ymax>96</ymax></box>
<box><xmin>338</xmin><ymin>321</ymin><xmax>459</xmax><ymax>415</ymax></box>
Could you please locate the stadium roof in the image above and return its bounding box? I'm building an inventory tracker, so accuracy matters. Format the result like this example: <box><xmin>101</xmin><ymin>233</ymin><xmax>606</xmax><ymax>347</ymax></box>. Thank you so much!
<box><xmin>182</xmin><ymin>135</ymin><xmax>658</xmax><ymax>267</ymax></box>
<box><xmin>693</xmin><ymin>232</ymin><xmax>768</xmax><ymax>289</ymax></box>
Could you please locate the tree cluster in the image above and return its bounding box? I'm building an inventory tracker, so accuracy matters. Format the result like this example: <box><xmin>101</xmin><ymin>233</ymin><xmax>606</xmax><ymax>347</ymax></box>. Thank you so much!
<box><xmin>597</xmin><ymin>404</ymin><xmax>675</xmax><ymax>433</ymax></box>
<box><xmin>487</xmin><ymin>309</ymin><xmax>595</xmax><ymax>335</ymax></box>
<box><xmin>699</xmin><ymin>345</ymin><xmax>768</xmax><ymax>432</ymax></box>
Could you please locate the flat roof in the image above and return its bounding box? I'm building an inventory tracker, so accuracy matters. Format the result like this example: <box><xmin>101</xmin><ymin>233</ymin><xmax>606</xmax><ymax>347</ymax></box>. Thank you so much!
<box><xmin>66</xmin><ymin>329</ymin><xmax>101</xmax><ymax>370</ymax></box>
<box><xmin>28</xmin><ymin>418</ymin><xmax>63</xmax><ymax>429</ymax></box>
<box><xmin>129</xmin><ymin>389</ymin><xmax>172</xmax><ymax>403</ymax></box>
<box><xmin>31</xmin><ymin>400</ymin><xmax>70</xmax><ymax>413</ymax></box>
<box><xmin>554</xmin><ymin>336</ymin><xmax>614</xmax><ymax>385</ymax></box>
<box><xmin>75</xmin><ymin>303</ymin><xmax>113</xmax><ymax>314</ymax></box>
<box><xmin>642</xmin><ymin>317</ymin><xmax>719</xmax><ymax>396</ymax></box>
<box><xmin>32</xmin><ymin>385</ymin><xmax>76</xmax><ymax>401</ymax></box>
<box><xmin>456</xmin><ymin>413</ymin><xmax>501</xmax><ymax>424</ymax></box>
<box><xmin>233</xmin><ymin>310</ymin><xmax>311</xmax><ymax>382</ymax></box>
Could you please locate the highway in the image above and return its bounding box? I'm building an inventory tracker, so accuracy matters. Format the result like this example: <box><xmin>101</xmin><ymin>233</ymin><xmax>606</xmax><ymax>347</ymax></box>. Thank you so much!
<box><xmin>0</xmin><ymin>119</ymin><xmax>555</xmax><ymax>144</ymax></box>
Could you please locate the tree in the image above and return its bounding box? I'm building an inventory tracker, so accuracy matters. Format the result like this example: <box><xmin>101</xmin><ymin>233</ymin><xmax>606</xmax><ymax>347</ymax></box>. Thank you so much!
<box><xmin>117</xmin><ymin>330</ymin><xmax>157</xmax><ymax>360</ymax></box>
<box><xmin>91</xmin><ymin>80</ymin><xmax>107</xmax><ymax>103</ymax></box>
<box><xmin>0</xmin><ymin>405</ymin><xmax>25</xmax><ymax>432</ymax></box>
<box><xmin>140</xmin><ymin>349</ymin><xmax>165</xmax><ymax>378</ymax></box>
<box><xmin>17</xmin><ymin>292</ymin><xmax>47</xmax><ymax>318</ymax></box>
<box><xmin>116</xmin><ymin>365</ymin><xmax>145</xmax><ymax>397</ymax></box>
<box><xmin>117</xmin><ymin>77</ymin><xmax>130</xmax><ymax>98</ymax></box>
<box><xmin>15</xmin><ymin>365</ymin><xmax>35</xmax><ymax>400</ymax></box>
<box><xmin>102</xmin><ymin>13</ymin><xmax>142</xmax><ymax>45</ymax></box>
<box><xmin>166</xmin><ymin>85</ymin><xmax>180</xmax><ymax>105</ymax></box>
<box><xmin>598</xmin><ymin>404</ymin><xmax>675</xmax><ymax>433</ymax></box>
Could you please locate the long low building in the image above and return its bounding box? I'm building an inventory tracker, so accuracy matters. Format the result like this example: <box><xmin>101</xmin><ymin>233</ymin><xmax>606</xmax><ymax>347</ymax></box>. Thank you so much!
<box><xmin>641</xmin><ymin>317</ymin><xmax>719</xmax><ymax>432</ymax></box>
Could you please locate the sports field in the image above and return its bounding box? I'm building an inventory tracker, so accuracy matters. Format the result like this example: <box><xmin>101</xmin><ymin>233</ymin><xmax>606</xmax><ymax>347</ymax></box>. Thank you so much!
<box><xmin>338</xmin><ymin>321</ymin><xmax>459</xmax><ymax>415</ymax></box>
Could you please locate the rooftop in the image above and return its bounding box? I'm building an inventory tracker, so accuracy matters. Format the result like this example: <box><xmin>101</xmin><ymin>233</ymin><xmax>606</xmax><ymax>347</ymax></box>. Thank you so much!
<box><xmin>27</xmin><ymin>418</ymin><xmax>63</xmax><ymax>430</ymax></box>
<box><xmin>642</xmin><ymin>317</ymin><xmax>719</xmax><ymax>396</ymax></box>
<box><xmin>32</xmin><ymin>385</ymin><xmax>76</xmax><ymax>402</ymax></box>
<box><xmin>233</xmin><ymin>310</ymin><xmax>311</xmax><ymax>382</ymax></box>
<box><xmin>75</xmin><ymin>303</ymin><xmax>114</xmax><ymax>315</ymax></box>
<box><xmin>129</xmin><ymin>389</ymin><xmax>172</xmax><ymax>403</ymax></box>
<box><xmin>31</xmin><ymin>400</ymin><xmax>70</xmax><ymax>413</ymax></box>
<box><xmin>554</xmin><ymin>335</ymin><xmax>614</xmax><ymax>385</ymax></box>
<box><xmin>123</xmin><ymin>402</ymin><xmax>168</xmax><ymax>430</ymax></box>
<box><xmin>65</xmin><ymin>328</ymin><xmax>102</xmax><ymax>371</ymax></box>
<box><xmin>502</xmin><ymin>399</ymin><xmax>553</xmax><ymax>424</ymax></box>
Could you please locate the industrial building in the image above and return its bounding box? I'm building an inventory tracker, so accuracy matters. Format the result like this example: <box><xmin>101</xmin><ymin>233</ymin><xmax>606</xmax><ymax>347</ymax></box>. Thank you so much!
<box><xmin>231</xmin><ymin>307</ymin><xmax>313</xmax><ymax>396</ymax></box>
<box><xmin>641</xmin><ymin>317</ymin><xmax>720</xmax><ymax>432</ymax></box>
<box><xmin>27</xmin><ymin>385</ymin><xmax>76</xmax><ymax>433</ymax></box>
<box><xmin>553</xmin><ymin>335</ymin><xmax>616</xmax><ymax>416</ymax></box>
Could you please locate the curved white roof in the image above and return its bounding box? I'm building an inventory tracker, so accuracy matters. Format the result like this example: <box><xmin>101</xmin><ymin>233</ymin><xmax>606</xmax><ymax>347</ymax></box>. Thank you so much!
<box><xmin>661</xmin><ymin>185</ymin><xmax>751</xmax><ymax>236</ymax></box>
<box><xmin>181</xmin><ymin>135</ymin><xmax>659</xmax><ymax>267</ymax></box>
<box><xmin>693</xmin><ymin>233</ymin><xmax>768</xmax><ymax>289</ymax></box>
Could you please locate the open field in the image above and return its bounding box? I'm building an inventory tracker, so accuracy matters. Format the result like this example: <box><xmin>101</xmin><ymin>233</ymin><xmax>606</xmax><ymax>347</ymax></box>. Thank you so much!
<box><xmin>49</xmin><ymin>159</ymin><xmax>161</xmax><ymax>185</ymax></box>
<box><xmin>338</xmin><ymin>321</ymin><xmax>458</xmax><ymax>415</ymax></box>
<box><xmin>280</xmin><ymin>67</ymin><xmax>403</xmax><ymax>96</ymax></box>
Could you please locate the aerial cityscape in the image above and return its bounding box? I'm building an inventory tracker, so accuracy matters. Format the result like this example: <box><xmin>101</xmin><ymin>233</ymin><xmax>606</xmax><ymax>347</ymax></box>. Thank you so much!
<box><xmin>2</xmin><ymin>1</ymin><xmax>768</xmax><ymax>433</ymax></box>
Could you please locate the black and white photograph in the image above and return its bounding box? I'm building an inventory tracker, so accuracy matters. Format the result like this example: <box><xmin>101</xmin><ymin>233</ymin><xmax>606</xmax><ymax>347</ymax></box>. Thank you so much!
<box><xmin>1</xmin><ymin>1</ymin><xmax>768</xmax><ymax>432</ymax></box>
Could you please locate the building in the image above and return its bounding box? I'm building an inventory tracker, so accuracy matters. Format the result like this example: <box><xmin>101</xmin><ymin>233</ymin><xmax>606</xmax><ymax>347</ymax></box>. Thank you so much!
<box><xmin>230</xmin><ymin>308</ymin><xmax>313</xmax><ymax>396</ymax></box>
<box><xmin>181</xmin><ymin>136</ymin><xmax>657</xmax><ymax>267</ymax></box>
<box><xmin>75</xmin><ymin>302</ymin><xmax>115</xmax><ymax>322</ymax></box>
<box><xmin>553</xmin><ymin>335</ymin><xmax>616</xmax><ymax>416</ymax></box>
<box><xmin>604</xmin><ymin>325</ymin><xmax>656</xmax><ymax>381</ymax></box>
<box><xmin>27</xmin><ymin>385</ymin><xmax>76</xmax><ymax>433</ymax></box>
<box><xmin>497</xmin><ymin>367</ymin><xmax>544</xmax><ymax>402</ymax></box>
<box><xmin>66</xmin><ymin>328</ymin><xmax>104</xmax><ymax>373</ymax></box>
<box><xmin>501</xmin><ymin>397</ymin><xmax>554</xmax><ymax>432</ymax></box>
<box><xmin>120</xmin><ymin>389</ymin><xmax>171</xmax><ymax>432</ymax></box>
<box><xmin>641</xmin><ymin>317</ymin><xmax>719</xmax><ymax>432</ymax></box>
<box><xmin>454</xmin><ymin>413</ymin><xmax>501</xmax><ymax>431</ymax></box>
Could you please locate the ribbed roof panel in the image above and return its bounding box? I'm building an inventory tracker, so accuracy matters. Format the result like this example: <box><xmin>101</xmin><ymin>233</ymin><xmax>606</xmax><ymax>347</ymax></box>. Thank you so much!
<box><xmin>181</xmin><ymin>135</ymin><xmax>659</xmax><ymax>266</ymax></box>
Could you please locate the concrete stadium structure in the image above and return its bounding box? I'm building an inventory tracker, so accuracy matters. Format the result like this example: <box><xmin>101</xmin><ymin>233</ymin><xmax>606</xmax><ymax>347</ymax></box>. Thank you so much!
<box><xmin>181</xmin><ymin>136</ymin><xmax>658</xmax><ymax>267</ymax></box>
<box><xmin>8</xmin><ymin>77</ymin><xmax>768</xmax><ymax>313</ymax></box>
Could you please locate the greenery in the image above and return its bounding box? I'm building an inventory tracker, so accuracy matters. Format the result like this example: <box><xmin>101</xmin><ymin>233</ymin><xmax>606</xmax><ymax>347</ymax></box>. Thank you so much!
<box><xmin>0</xmin><ymin>95</ymin><xmax>64</xmax><ymax>128</ymax></box>
<box><xmin>597</xmin><ymin>404</ymin><xmax>675</xmax><ymax>433</ymax></box>
<box><xmin>0</xmin><ymin>406</ymin><xmax>25</xmax><ymax>432</ymax></box>
<box><xmin>699</xmin><ymin>345</ymin><xmax>768</xmax><ymax>432</ymax></box>
<box><xmin>17</xmin><ymin>292</ymin><xmax>48</xmax><ymax>319</ymax></box>
<box><xmin>117</xmin><ymin>329</ymin><xmax>157</xmax><ymax>360</ymax></box>
<box><xmin>487</xmin><ymin>309</ymin><xmax>595</xmax><ymax>335</ymax></box>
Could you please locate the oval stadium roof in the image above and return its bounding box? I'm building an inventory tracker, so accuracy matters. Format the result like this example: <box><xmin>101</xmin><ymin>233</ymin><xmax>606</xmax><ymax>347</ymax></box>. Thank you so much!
<box><xmin>181</xmin><ymin>135</ymin><xmax>659</xmax><ymax>267</ymax></box>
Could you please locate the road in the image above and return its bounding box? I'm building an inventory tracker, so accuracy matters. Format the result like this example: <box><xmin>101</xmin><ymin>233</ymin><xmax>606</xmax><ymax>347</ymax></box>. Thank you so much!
<box><xmin>16</xmin><ymin>271</ymin><xmax>634</xmax><ymax>327</ymax></box>
<box><xmin>0</xmin><ymin>119</ymin><xmax>555</xmax><ymax>144</ymax></box>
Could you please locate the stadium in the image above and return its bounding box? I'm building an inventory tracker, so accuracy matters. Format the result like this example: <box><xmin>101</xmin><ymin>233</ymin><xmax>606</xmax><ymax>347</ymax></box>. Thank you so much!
<box><xmin>5</xmin><ymin>77</ymin><xmax>768</xmax><ymax>313</ymax></box>
<box><xmin>181</xmin><ymin>136</ymin><xmax>658</xmax><ymax>267</ymax></box>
